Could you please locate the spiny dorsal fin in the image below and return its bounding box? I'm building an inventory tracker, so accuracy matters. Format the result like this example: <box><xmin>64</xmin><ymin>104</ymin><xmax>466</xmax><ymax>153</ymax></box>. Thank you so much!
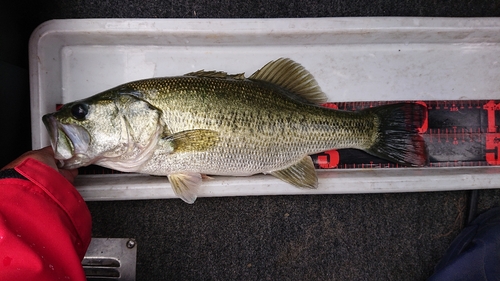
<box><xmin>185</xmin><ymin>70</ymin><xmax>246</xmax><ymax>80</ymax></box>
<box><xmin>249</xmin><ymin>58</ymin><xmax>327</xmax><ymax>105</ymax></box>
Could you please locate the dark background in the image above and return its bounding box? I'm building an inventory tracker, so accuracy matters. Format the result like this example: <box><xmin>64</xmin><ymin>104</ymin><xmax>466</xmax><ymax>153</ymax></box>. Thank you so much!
<box><xmin>1</xmin><ymin>1</ymin><xmax>500</xmax><ymax>280</ymax></box>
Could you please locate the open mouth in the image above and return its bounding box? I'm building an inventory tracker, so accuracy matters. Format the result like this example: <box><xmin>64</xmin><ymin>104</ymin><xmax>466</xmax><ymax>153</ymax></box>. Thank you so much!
<box><xmin>42</xmin><ymin>114</ymin><xmax>91</xmax><ymax>162</ymax></box>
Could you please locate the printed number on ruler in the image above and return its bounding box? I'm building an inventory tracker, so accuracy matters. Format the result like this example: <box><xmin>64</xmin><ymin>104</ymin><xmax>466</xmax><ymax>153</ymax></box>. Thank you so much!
<box><xmin>484</xmin><ymin>101</ymin><xmax>500</xmax><ymax>165</ymax></box>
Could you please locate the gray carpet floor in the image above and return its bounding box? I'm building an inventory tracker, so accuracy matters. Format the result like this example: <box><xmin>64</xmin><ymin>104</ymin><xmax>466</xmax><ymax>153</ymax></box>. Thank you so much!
<box><xmin>2</xmin><ymin>0</ymin><xmax>500</xmax><ymax>280</ymax></box>
<box><xmin>88</xmin><ymin>191</ymin><xmax>473</xmax><ymax>280</ymax></box>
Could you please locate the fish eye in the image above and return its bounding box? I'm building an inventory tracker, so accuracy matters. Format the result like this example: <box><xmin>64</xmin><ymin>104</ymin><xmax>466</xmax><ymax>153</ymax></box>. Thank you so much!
<box><xmin>71</xmin><ymin>103</ymin><xmax>89</xmax><ymax>120</ymax></box>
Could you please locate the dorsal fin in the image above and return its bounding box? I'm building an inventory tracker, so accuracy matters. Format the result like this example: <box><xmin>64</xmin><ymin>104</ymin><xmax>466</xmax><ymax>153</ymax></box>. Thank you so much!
<box><xmin>249</xmin><ymin>58</ymin><xmax>327</xmax><ymax>104</ymax></box>
<box><xmin>184</xmin><ymin>70</ymin><xmax>246</xmax><ymax>80</ymax></box>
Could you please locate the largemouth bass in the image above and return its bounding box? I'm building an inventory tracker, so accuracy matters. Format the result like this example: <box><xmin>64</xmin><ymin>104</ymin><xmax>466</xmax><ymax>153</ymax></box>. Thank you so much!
<box><xmin>43</xmin><ymin>58</ymin><xmax>428</xmax><ymax>203</ymax></box>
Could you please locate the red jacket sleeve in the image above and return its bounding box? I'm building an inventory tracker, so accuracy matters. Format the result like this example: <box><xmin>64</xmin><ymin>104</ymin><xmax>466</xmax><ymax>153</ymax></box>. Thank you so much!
<box><xmin>0</xmin><ymin>158</ymin><xmax>91</xmax><ymax>281</ymax></box>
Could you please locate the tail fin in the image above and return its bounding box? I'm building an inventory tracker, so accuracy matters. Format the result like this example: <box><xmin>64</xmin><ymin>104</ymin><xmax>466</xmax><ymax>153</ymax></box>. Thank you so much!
<box><xmin>364</xmin><ymin>103</ymin><xmax>428</xmax><ymax>166</ymax></box>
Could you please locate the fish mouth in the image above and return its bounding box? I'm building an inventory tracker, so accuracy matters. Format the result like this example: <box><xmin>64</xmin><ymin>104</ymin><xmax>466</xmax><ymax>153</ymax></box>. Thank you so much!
<box><xmin>42</xmin><ymin>114</ymin><xmax>91</xmax><ymax>168</ymax></box>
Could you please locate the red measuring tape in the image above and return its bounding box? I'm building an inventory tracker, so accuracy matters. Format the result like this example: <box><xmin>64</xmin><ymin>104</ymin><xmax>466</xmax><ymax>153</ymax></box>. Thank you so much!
<box><xmin>57</xmin><ymin>99</ymin><xmax>500</xmax><ymax>174</ymax></box>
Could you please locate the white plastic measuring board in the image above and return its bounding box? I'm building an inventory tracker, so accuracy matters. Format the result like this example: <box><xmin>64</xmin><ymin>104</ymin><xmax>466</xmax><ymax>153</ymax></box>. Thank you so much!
<box><xmin>29</xmin><ymin>18</ymin><xmax>500</xmax><ymax>201</ymax></box>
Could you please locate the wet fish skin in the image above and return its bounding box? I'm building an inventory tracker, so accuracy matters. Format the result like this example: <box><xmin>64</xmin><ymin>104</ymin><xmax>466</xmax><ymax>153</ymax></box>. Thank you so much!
<box><xmin>123</xmin><ymin>76</ymin><xmax>377</xmax><ymax>174</ymax></box>
<box><xmin>43</xmin><ymin>58</ymin><xmax>428</xmax><ymax>203</ymax></box>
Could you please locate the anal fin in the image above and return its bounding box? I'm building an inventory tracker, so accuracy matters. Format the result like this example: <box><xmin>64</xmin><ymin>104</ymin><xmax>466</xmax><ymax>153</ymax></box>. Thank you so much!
<box><xmin>168</xmin><ymin>173</ymin><xmax>202</xmax><ymax>204</ymax></box>
<box><xmin>270</xmin><ymin>156</ymin><xmax>318</xmax><ymax>189</ymax></box>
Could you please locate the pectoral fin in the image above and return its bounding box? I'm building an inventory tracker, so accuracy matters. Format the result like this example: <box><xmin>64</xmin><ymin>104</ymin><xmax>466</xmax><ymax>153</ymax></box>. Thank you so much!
<box><xmin>163</xmin><ymin>129</ymin><xmax>219</xmax><ymax>153</ymax></box>
<box><xmin>270</xmin><ymin>156</ymin><xmax>318</xmax><ymax>189</ymax></box>
<box><xmin>168</xmin><ymin>173</ymin><xmax>202</xmax><ymax>204</ymax></box>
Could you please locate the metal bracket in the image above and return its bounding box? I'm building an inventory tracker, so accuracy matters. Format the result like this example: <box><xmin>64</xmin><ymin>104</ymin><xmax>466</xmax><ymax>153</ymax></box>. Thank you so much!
<box><xmin>83</xmin><ymin>238</ymin><xmax>137</xmax><ymax>281</ymax></box>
